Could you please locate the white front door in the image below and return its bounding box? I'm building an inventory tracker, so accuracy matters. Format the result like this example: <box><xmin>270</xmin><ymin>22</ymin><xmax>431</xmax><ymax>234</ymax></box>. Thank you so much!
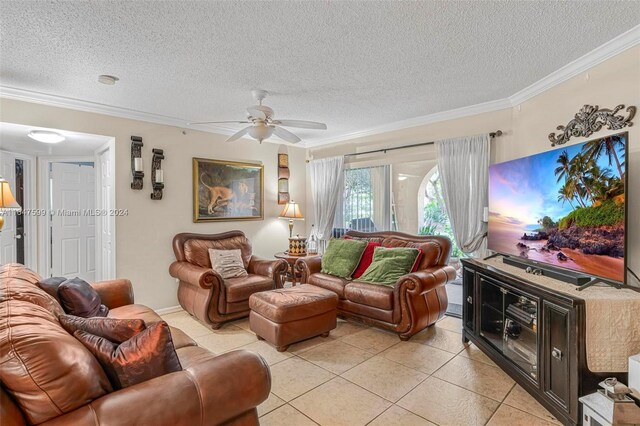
<box><xmin>0</xmin><ymin>152</ymin><xmax>18</xmax><ymax>265</ymax></box>
<box><xmin>50</xmin><ymin>162</ymin><xmax>96</xmax><ymax>281</ymax></box>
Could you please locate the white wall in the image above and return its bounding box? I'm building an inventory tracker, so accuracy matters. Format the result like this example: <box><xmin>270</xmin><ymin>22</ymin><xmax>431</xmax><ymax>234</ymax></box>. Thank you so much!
<box><xmin>0</xmin><ymin>99</ymin><xmax>306</xmax><ymax>310</ymax></box>
<box><xmin>310</xmin><ymin>46</ymin><xmax>640</xmax><ymax>282</ymax></box>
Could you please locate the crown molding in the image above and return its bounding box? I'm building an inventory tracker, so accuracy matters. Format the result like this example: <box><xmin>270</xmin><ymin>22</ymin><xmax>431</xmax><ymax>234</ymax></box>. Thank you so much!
<box><xmin>0</xmin><ymin>85</ymin><xmax>242</xmax><ymax>136</ymax></box>
<box><xmin>2</xmin><ymin>24</ymin><xmax>638</xmax><ymax>150</ymax></box>
<box><xmin>301</xmin><ymin>97</ymin><xmax>513</xmax><ymax>148</ymax></box>
<box><xmin>508</xmin><ymin>24</ymin><xmax>640</xmax><ymax>106</ymax></box>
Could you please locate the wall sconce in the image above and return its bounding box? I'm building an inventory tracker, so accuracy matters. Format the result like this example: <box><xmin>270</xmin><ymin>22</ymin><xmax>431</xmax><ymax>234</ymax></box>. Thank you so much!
<box><xmin>131</xmin><ymin>136</ymin><xmax>144</xmax><ymax>190</ymax></box>
<box><xmin>150</xmin><ymin>148</ymin><xmax>164</xmax><ymax>200</ymax></box>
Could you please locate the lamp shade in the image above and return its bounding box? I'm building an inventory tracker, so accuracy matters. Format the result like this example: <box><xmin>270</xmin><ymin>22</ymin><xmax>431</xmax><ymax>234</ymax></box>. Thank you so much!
<box><xmin>0</xmin><ymin>178</ymin><xmax>20</xmax><ymax>209</ymax></box>
<box><xmin>279</xmin><ymin>201</ymin><xmax>304</xmax><ymax>220</ymax></box>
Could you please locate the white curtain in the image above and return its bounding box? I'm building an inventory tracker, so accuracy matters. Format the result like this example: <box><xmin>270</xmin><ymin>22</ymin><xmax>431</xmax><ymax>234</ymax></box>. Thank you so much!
<box><xmin>310</xmin><ymin>156</ymin><xmax>344</xmax><ymax>252</ymax></box>
<box><xmin>435</xmin><ymin>134</ymin><xmax>490</xmax><ymax>257</ymax></box>
<box><xmin>370</xmin><ymin>165</ymin><xmax>391</xmax><ymax>231</ymax></box>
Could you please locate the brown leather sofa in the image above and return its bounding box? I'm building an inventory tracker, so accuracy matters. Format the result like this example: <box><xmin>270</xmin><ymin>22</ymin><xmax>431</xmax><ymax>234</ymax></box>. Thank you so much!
<box><xmin>1</xmin><ymin>263</ymin><xmax>270</xmax><ymax>426</ymax></box>
<box><xmin>169</xmin><ymin>231</ymin><xmax>288</xmax><ymax>329</ymax></box>
<box><xmin>295</xmin><ymin>231</ymin><xmax>456</xmax><ymax>340</ymax></box>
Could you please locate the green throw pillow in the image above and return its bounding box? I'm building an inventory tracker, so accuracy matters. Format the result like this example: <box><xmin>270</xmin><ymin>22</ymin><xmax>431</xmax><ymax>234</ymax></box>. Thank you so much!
<box><xmin>321</xmin><ymin>238</ymin><xmax>367</xmax><ymax>279</ymax></box>
<box><xmin>357</xmin><ymin>247</ymin><xmax>419</xmax><ymax>285</ymax></box>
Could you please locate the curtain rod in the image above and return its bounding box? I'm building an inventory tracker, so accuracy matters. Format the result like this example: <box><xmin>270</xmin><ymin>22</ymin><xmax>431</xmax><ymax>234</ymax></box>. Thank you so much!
<box><xmin>342</xmin><ymin>130</ymin><xmax>503</xmax><ymax>159</ymax></box>
<box><xmin>304</xmin><ymin>130</ymin><xmax>503</xmax><ymax>163</ymax></box>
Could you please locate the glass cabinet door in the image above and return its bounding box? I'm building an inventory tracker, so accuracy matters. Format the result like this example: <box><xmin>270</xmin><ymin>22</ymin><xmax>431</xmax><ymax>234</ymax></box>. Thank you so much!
<box><xmin>479</xmin><ymin>278</ymin><xmax>504</xmax><ymax>352</ymax></box>
<box><xmin>503</xmin><ymin>290</ymin><xmax>539</xmax><ymax>380</ymax></box>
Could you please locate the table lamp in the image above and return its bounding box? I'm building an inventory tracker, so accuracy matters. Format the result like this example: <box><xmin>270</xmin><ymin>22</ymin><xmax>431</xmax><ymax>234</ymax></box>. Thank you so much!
<box><xmin>279</xmin><ymin>201</ymin><xmax>306</xmax><ymax>255</ymax></box>
<box><xmin>279</xmin><ymin>201</ymin><xmax>304</xmax><ymax>237</ymax></box>
<box><xmin>0</xmin><ymin>177</ymin><xmax>21</xmax><ymax>231</ymax></box>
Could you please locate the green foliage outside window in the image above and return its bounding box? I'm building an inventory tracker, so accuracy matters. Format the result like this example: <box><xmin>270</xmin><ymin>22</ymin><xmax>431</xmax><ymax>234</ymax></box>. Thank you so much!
<box><xmin>342</xmin><ymin>168</ymin><xmax>373</xmax><ymax>228</ymax></box>
<box><xmin>419</xmin><ymin>168</ymin><xmax>465</xmax><ymax>258</ymax></box>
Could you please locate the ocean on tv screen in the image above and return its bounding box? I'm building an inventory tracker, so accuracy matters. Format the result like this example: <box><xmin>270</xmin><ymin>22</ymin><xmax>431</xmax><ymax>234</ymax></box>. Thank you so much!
<box><xmin>488</xmin><ymin>133</ymin><xmax>626</xmax><ymax>282</ymax></box>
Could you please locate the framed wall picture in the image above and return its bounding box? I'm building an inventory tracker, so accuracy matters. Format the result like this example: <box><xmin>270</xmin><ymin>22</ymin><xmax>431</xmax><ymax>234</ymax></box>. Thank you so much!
<box><xmin>193</xmin><ymin>158</ymin><xmax>264</xmax><ymax>222</ymax></box>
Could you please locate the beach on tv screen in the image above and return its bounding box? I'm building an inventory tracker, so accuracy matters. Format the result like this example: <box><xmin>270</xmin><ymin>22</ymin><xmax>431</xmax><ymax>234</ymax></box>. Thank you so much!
<box><xmin>488</xmin><ymin>134</ymin><xmax>626</xmax><ymax>282</ymax></box>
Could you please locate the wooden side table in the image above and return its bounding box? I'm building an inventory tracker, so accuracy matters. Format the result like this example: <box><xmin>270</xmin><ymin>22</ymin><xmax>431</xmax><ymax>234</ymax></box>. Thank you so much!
<box><xmin>274</xmin><ymin>252</ymin><xmax>318</xmax><ymax>286</ymax></box>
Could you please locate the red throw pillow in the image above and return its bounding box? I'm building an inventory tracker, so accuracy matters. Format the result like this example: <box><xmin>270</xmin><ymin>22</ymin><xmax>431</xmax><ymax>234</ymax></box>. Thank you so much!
<box><xmin>352</xmin><ymin>242</ymin><xmax>382</xmax><ymax>279</ymax></box>
<box><xmin>74</xmin><ymin>321</ymin><xmax>182</xmax><ymax>389</ymax></box>
<box><xmin>411</xmin><ymin>249</ymin><xmax>424</xmax><ymax>272</ymax></box>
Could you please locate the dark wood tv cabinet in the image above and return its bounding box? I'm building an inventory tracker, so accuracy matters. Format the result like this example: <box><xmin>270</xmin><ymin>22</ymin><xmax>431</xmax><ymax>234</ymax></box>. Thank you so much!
<box><xmin>461</xmin><ymin>258</ymin><xmax>621</xmax><ymax>426</ymax></box>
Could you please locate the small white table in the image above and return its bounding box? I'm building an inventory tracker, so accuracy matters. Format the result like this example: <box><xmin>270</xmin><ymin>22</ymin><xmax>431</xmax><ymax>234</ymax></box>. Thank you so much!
<box><xmin>580</xmin><ymin>392</ymin><xmax>640</xmax><ymax>426</ymax></box>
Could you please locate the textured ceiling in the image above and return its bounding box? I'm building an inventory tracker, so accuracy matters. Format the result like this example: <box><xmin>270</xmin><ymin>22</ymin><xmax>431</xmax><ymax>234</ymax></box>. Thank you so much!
<box><xmin>1</xmin><ymin>1</ymin><xmax>638</xmax><ymax>146</ymax></box>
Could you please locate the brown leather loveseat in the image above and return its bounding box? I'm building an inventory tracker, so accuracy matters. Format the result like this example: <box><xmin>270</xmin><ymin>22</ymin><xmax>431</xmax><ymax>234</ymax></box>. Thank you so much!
<box><xmin>0</xmin><ymin>263</ymin><xmax>270</xmax><ymax>426</ymax></box>
<box><xmin>295</xmin><ymin>231</ymin><xmax>456</xmax><ymax>340</ymax></box>
<box><xmin>169</xmin><ymin>231</ymin><xmax>288</xmax><ymax>329</ymax></box>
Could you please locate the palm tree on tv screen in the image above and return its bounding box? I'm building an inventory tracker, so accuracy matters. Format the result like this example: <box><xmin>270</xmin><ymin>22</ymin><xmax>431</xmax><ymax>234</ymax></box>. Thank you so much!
<box><xmin>569</xmin><ymin>153</ymin><xmax>596</xmax><ymax>204</ymax></box>
<box><xmin>557</xmin><ymin>180</ymin><xmax>578</xmax><ymax>209</ymax></box>
<box><xmin>552</xmin><ymin>136</ymin><xmax>625</xmax><ymax>212</ymax></box>
<box><xmin>554</xmin><ymin>150</ymin><xmax>571</xmax><ymax>184</ymax></box>
<box><xmin>583</xmin><ymin>134</ymin><xmax>626</xmax><ymax>181</ymax></box>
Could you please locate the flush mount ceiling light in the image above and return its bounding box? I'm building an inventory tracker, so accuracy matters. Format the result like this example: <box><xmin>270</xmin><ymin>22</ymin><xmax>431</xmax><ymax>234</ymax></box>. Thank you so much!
<box><xmin>27</xmin><ymin>130</ymin><xmax>65</xmax><ymax>144</ymax></box>
<box><xmin>98</xmin><ymin>74</ymin><xmax>119</xmax><ymax>85</ymax></box>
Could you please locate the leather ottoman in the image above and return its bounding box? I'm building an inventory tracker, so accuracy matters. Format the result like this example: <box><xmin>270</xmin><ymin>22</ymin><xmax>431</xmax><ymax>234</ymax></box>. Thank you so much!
<box><xmin>249</xmin><ymin>284</ymin><xmax>339</xmax><ymax>351</ymax></box>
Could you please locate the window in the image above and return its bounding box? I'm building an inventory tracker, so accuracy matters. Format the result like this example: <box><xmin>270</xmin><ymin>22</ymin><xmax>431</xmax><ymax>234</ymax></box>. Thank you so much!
<box><xmin>420</xmin><ymin>166</ymin><xmax>464</xmax><ymax>257</ymax></box>
<box><xmin>335</xmin><ymin>165</ymin><xmax>391</xmax><ymax>234</ymax></box>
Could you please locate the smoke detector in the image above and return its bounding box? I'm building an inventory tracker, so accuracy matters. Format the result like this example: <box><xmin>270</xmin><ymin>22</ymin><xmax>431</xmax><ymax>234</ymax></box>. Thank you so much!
<box><xmin>98</xmin><ymin>75</ymin><xmax>119</xmax><ymax>85</ymax></box>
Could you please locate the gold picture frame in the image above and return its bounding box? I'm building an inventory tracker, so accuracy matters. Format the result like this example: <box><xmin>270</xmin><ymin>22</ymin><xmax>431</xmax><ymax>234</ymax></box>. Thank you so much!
<box><xmin>193</xmin><ymin>158</ymin><xmax>264</xmax><ymax>222</ymax></box>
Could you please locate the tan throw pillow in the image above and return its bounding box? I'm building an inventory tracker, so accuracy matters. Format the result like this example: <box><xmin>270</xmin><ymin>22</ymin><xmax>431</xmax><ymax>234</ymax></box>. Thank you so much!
<box><xmin>208</xmin><ymin>249</ymin><xmax>248</xmax><ymax>279</ymax></box>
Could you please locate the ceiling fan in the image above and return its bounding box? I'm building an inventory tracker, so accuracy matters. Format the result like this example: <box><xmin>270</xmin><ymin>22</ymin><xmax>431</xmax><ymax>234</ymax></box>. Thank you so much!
<box><xmin>189</xmin><ymin>90</ymin><xmax>327</xmax><ymax>144</ymax></box>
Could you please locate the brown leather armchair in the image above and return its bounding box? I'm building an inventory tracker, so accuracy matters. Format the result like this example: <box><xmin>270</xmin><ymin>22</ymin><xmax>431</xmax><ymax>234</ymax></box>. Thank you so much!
<box><xmin>169</xmin><ymin>231</ymin><xmax>288</xmax><ymax>329</ymax></box>
<box><xmin>295</xmin><ymin>231</ymin><xmax>456</xmax><ymax>340</ymax></box>
<box><xmin>1</xmin><ymin>263</ymin><xmax>271</xmax><ymax>426</ymax></box>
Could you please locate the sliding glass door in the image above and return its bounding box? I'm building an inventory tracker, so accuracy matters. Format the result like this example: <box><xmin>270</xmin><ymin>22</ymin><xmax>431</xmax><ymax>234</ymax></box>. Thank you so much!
<box><xmin>335</xmin><ymin>165</ymin><xmax>391</xmax><ymax>234</ymax></box>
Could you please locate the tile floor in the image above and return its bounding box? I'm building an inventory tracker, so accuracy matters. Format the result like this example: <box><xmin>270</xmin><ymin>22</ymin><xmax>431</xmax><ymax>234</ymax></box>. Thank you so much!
<box><xmin>161</xmin><ymin>311</ymin><xmax>562</xmax><ymax>426</ymax></box>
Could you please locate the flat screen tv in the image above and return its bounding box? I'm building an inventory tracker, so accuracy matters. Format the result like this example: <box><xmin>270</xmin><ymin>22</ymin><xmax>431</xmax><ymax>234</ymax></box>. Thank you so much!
<box><xmin>488</xmin><ymin>132</ymin><xmax>628</xmax><ymax>284</ymax></box>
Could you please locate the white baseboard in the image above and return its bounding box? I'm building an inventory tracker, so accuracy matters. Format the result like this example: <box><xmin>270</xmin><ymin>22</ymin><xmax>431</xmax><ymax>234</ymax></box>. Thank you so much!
<box><xmin>155</xmin><ymin>305</ymin><xmax>183</xmax><ymax>315</ymax></box>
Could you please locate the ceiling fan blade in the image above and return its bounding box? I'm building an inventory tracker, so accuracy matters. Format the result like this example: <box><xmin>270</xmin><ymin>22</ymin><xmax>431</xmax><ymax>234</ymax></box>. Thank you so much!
<box><xmin>247</xmin><ymin>107</ymin><xmax>267</xmax><ymax>120</ymax></box>
<box><xmin>273</xmin><ymin>126</ymin><xmax>302</xmax><ymax>144</ymax></box>
<box><xmin>225</xmin><ymin>126</ymin><xmax>251</xmax><ymax>143</ymax></box>
<box><xmin>272</xmin><ymin>119</ymin><xmax>327</xmax><ymax>130</ymax></box>
<box><xmin>188</xmin><ymin>120</ymin><xmax>251</xmax><ymax>125</ymax></box>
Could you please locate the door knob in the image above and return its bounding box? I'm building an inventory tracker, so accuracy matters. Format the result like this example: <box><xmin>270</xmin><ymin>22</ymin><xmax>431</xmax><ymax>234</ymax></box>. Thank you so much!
<box><xmin>14</xmin><ymin>234</ymin><xmax>22</xmax><ymax>239</ymax></box>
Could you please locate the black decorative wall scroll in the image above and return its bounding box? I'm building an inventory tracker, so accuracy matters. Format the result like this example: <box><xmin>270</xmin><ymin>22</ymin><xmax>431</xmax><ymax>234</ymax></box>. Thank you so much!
<box><xmin>150</xmin><ymin>149</ymin><xmax>164</xmax><ymax>200</ymax></box>
<box><xmin>130</xmin><ymin>136</ymin><xmax>144</xmax><ymax>190</ymax></box>
<box><xmin>549</xmin><ymin>104</ymin><xmax>635</xmax><ymax>147</ymax></box>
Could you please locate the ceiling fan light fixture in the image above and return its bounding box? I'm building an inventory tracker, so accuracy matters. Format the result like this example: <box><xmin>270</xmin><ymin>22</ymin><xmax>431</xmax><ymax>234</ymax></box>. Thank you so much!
<box><xmin>248</xmin><ymin>124</ymin><xmax>274</xmax><ymax>143</ymax></box>
<box><xmin>206</xmin><ymin>90</ymin><xmax>327</xmax><ymax>144</ymax></box>
<box><xmin>27</xmin><ymin>130</ymin><xmax>65</xmax><ymax>144</ymax></box>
